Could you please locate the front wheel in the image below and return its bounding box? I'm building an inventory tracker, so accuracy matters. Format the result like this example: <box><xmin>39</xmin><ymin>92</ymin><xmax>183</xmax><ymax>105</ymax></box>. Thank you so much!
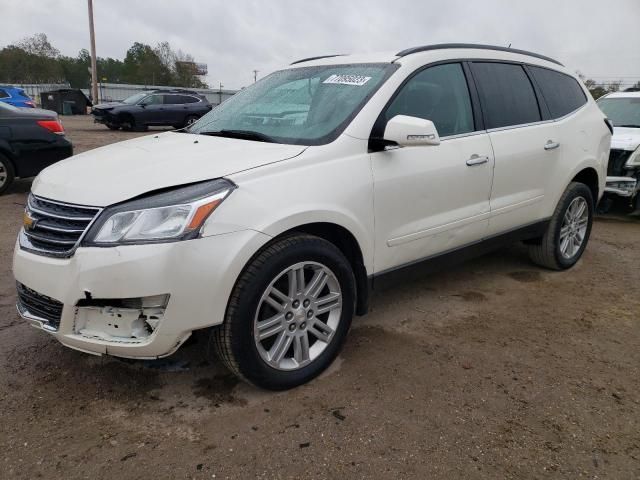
<box><xmin>528</xmin><ymin>182</ymin><xmax>594</xmax><ymax>270</ymax></box>
<box><xmin>210</xmin><ymin>234</ymin><xmax>355</xmax><ymax>390</ymax></box>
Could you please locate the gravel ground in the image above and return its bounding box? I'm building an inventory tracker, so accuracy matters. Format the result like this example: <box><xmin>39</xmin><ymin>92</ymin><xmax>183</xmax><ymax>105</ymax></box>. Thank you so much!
<box><xmin>1</xmin><ymin>116</ymin><xmax>639</xmax><ymax>479</ymax></box>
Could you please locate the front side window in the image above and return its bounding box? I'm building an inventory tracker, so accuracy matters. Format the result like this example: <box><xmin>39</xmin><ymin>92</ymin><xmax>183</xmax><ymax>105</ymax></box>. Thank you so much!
<box><xmin>529</xmin><ymin>66</ymin><xmax>587</xmax><ymax>119</ymax></box>
<box><xmin>141</xmin><ymin>94</ymin><xmax>163</xmax><ymax>106</ymax></box>
<box><xmin>471</xmin><ymin>62</ymin><xmax>541</xmax><ymax>129</ymax></box>
<box><xmin>190</xmin><ymin>63</ymin><xmax>397</xmax><ymax>145</ymax></box>
<box><xmin>383</xmin><ymin>63</ymin><xmax>474</xmax><ymax>137</ymax></box>
<box><xmin>597</xmin><ymin>97</ymin><xmax>640</xmax><ymax>128</ymax></box>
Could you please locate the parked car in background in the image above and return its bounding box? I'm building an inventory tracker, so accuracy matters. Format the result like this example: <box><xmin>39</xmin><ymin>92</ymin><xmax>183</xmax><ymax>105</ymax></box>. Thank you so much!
<box><xmin>0</xmin><ymin>102</ymin><xmax>72</xmax><ymax>194</ymax></box>
<box><xmin>91</xmin><ymin>89</ymin><xmax>212</xmax><ymax>131</ymax></box>
<box><xmin>0</xmin><ymin>86</ymin><xmax>36</xmax><ymax>108</ymax></box>
<box><xmin>14</xmin><ymin>44</ymin><xmax>609</xmax><ymax>389</ymax></box>
<box><xmin>597</xmin><ymin>90</ymin><xmax>640</xmax><ymax>213</ymax></box>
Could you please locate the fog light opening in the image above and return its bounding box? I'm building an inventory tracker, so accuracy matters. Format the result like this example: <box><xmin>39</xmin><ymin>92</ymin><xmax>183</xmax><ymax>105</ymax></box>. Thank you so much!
<box><xmin>74</xmin><ymin>294</ymin><xmax>169</xmax><ymax>343</ymax></box>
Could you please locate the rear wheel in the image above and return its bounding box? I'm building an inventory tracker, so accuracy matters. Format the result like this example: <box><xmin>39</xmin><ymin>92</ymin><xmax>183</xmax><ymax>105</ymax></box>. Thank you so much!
<box><xmin>0</xmin><ymin>153</ymin><xmax>15</xmax><ymax>195</ymax></box>
<box><xmin>183</xmin><ymin>115</ymin><xmax>199</xmax><ymax>128</ymax></box>
<box><xmin>528</xmin><ymin>182</ymin><xmax>594</xmax><ymax>270</ymax></box>
<box><xmin>210</xmin><ymin>234</ymin><xmax>355</xmax><ymax>390</ymax></box>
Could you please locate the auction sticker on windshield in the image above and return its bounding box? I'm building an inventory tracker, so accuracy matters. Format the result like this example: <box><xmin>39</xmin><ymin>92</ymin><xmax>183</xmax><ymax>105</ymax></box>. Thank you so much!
<box><xmin>323</xmin><ymin>74</ymin><xmax>372</xmax><ymax>86</ymax></box>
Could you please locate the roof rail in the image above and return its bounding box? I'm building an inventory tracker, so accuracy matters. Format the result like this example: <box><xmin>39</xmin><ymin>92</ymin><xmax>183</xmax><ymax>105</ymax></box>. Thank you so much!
<box><xmin>395</xmin><ymin>43</ymin><xmax>563</xmax><ymax>66</ymax></box>
<box><xmin>291</xmin><ymin>54</ymin><xmax>346</xmax><ymax>65</ymax></box>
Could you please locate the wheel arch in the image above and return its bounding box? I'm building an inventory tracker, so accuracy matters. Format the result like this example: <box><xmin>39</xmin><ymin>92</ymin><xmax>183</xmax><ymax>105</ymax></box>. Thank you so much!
<box><xmin>571</xmin><ymin>167</ymin><xmax>600</xmax><ymax>204</ymax></box>
<box><xmin>276</xmin><ymin>222</ymin><xmax>370</xmax><ymax>316</ymax></box>
<box><xmin>0</xmin><ymin>144</ymin><xmax>16</xmax><ymax>172</ymax></box>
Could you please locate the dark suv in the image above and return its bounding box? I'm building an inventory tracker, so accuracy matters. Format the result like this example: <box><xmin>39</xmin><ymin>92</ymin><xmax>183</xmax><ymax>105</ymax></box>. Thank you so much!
<box><xmin>91</xmin><ymin>89</ymin><xmax>213</xmax><ymax>131</ymax></box>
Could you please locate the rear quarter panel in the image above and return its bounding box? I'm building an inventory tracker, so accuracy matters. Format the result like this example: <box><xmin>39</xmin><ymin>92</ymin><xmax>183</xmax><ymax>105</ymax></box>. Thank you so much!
<box><xmin>543</xmin><ymin>101</ymin><xmax>609</xmax><ymax>215</ymax></box>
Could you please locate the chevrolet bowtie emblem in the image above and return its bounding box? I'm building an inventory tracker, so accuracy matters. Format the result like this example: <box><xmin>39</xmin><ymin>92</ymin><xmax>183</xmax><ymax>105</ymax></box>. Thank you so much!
<box><xmin>23</xmin><ymin>211</ymin><xmax>37</xmax><ymax>231</ymax></box>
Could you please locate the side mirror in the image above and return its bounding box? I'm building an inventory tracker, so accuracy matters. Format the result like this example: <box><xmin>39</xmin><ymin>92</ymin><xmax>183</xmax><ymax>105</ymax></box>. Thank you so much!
<box><xmin>383</xmin><ymin>115</ymin><xmax>440</xmax><ymax>147</ymax></box>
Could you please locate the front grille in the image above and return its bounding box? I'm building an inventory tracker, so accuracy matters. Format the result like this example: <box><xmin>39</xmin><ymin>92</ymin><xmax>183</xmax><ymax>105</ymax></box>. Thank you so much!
<box><xmin>21</xmin><ymin>194</ymin><xmax>101</xmax><ymax>257</ymax></box>
<box><xmin>16</xmin><ymin>282</ymin><xmax>63</xmax><ymax>330</ymax></box>
<box><xmin>607</xmin><ymin>149</ymin><xmax>632</xmax><ymax>176</ymax></box>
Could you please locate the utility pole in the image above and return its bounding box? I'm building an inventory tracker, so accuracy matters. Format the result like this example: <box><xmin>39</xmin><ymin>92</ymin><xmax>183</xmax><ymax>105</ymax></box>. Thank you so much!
<box><xmin>253</xmin><ymin>70</ymin><xmax>259</xmax><ymax>83</ymax></box>
<box><xmin>87</xmin><ymin>0</ymin><xmax>99</xmax><ymax>104</ymax></box>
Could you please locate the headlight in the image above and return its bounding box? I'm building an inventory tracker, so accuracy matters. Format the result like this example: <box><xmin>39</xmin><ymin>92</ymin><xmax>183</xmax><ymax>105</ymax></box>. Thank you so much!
<box><xmin>84</xmin><ymin>178</ymin><xmax>235</xmax><ymax>246</ymax></box>
<box><xmin>626</xmin><ymin>146</ymin><xmax>640</xmax><ymax>168</ymax></box>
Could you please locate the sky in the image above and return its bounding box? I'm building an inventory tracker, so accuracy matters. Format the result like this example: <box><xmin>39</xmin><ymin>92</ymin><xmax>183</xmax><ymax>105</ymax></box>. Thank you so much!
<box><xmin>1</xmin><ymin>0</ymin><xmax>639</xmax><ymax>90</ymax></box>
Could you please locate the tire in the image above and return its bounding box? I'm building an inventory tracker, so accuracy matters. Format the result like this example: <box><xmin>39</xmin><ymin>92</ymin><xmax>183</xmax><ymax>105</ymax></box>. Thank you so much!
<box><xmin>210</xmin><ymin>233</ymin><xmax>356</xmax><ymax>390</ymax></box>
<box><xmin>106</xmin><ymin>123</ymin><xmax>120</xmax><ymax>130</ymax></box>
<box><xmin>528</xmin><ymin>182</ymin><xmax>594</xmax><ymax>270</ymax></box>
<box><xmin>0</xmin><ymin>153</ymin><xmax>15</xmax><ymax>195</ymax></box>
<box><xmin>119</xmin><ymin>114</ymin><xmax>134</xmax><ymax>131</ymax></box>
<box><xmin>183</xmin><ymin>115</ymin><xmax>199</xmax><ymax>128</ymax></box>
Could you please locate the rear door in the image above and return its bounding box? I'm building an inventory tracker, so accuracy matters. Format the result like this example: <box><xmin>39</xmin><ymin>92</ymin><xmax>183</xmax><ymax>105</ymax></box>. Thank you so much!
<box><xmin>470</xmin><ymin>61</ymin><xmax>561</xmax><ymax>235</ymax></box>
<box><xmin>371</xmin><ymin>62</ymin><xmax>495</xmax><ymax>273</ymax></box>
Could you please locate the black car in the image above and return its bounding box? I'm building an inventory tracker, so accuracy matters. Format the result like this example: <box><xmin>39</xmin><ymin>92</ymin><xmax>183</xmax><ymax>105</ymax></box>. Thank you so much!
<box><xmin>0</xmin><ymin>102</ymin><xmax>73</xmax><ymax>194</ymax></box>
<box><xmin>91</xmin><ymin>89</ymin><xmax>213</xmax><ymax>131</ymax></box>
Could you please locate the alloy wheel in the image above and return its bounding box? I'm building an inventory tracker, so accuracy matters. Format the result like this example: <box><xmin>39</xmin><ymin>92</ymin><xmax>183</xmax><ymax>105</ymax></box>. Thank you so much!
<box><xmin>253</xmin><ymin>261</ymin><xmax>342</xmax><ymax>371</ymax></box>
<box><xmin>0</xmin><ymin>162</ymin><xmax>6</xmax><ymax>188</ymax></box>
<box><xmin>559</xmin><ymin>196</ymin><xmax>589</xmax><ymax>259</ymax></box>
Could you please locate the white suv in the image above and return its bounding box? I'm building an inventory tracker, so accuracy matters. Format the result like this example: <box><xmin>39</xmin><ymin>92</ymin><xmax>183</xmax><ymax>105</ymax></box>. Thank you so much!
<box><xmin>597</xmin><ymin>90</ymin><xmax>640</xmax><ymax>212</ymax></box>
<box><xmin>13</xmin><ymin>44</ymin><xmax>610</xmax><ymax>389</ymax></box>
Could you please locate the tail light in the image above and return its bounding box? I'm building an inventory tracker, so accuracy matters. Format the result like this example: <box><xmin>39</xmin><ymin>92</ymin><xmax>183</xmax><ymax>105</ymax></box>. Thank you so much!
<box><xmin>37</xmin><ymin>119</ymin><xmax>65</xmax><ymax>135</ymax></box>
<box><xmin>25</xmin><ymin>100</ymin><xmax>36</xmax><ymax>108</ymax></box>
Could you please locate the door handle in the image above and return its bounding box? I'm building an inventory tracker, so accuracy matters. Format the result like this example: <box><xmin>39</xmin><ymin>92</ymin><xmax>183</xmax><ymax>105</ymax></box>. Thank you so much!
<box><xmin>544</xmin><ymin>140</ymin><xmax>560</xmax><ymax>150</ymax></box>
<box><xmin>466</xmin><ymin>155</ymin><xmax>489</xmax><ymax>166</ymax></box>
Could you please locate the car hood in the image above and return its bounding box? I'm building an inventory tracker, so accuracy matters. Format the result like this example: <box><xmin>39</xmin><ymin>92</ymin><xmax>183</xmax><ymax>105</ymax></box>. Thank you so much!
<box><xmin>92</xmin><ymin>102</ymin><xmax>124</xmax><ymax>110</ymax></box>
<box><xmin>611</xmin><ymin>127</ymin><xmax>640</xmax><ymax>151</ymax></box>
<box><xmin>32</xmin><ymin>132</ymin><xmax>307</xmax><ymax>206</ymax></box>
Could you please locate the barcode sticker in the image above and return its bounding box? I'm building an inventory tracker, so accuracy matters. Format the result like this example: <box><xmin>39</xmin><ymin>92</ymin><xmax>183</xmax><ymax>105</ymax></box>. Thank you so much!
<box><xmin>323</xmin><ymin>74</ymin><xmax>372</xmax><ymax>86</ymax></box>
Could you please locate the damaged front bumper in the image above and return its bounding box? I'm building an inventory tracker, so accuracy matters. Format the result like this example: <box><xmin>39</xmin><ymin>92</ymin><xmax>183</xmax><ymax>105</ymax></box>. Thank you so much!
<box><xmin>12</xmin><ymin>229</ymin><xmax>271</xmax><ymax>359</ymax></box>
<box><xmin>605</xmin><ymin>176</ymin><xmax>639</xmax><ymax>198</ymax></box>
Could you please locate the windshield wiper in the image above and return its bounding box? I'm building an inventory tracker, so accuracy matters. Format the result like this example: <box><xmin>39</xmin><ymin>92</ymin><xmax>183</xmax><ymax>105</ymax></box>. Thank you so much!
<box><xmin>198</xmin><ymin>129</ymin><xmax>277</xmax><ymax>143</ymax></box>
<box><xmin>618</xmin><ymin>124</ymin><xmax>640</xmax><ymax>128</ymax></box>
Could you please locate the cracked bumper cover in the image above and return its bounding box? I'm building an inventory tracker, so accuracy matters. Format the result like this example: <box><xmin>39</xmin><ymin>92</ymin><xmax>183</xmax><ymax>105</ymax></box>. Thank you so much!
<box><xmin>605</xmin><ymin>176</ymin><xmax>638</xmax><ymax>197</ymax></box>
<box><xmin>13</xmin><ymin>229</ymin><xmax>270</xmax><ymax>359</ymax></box>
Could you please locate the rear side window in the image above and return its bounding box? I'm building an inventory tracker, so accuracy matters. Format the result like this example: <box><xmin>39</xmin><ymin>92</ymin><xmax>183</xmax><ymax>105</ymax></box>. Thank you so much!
<box><xmin>384</xmin><ymin>63</ymin><xmax>475</xmax><ymax>137</ymax></box>
<box><xmin>471</xmin><ymin>62</ymin><xmax>541</xmax><ymax>129</ymax></box>
<box><xmin>529</xmin><ymin>66</ymin><xmax>587</xmax><ymax>118</ymax></box>
<box><xmin>162</xmin><ymin>95</ymin><xmax>181</xmax><ymax>105</ymax></box>
<box><xmin>179</xmin><ymin>95</ymin><xmax>199</xmax><ymax>103</ymax></box>
<box><xmin>0</xmin><ymin>89</ymin><xmax>8</xmax><ymax>99</ymax></box>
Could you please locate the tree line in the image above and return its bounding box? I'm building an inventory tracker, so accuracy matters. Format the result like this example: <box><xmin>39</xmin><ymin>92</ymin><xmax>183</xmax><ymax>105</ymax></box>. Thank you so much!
<box><xmin>0</xmin><ymin>33</ymin><xmax>207</xmax><ymax>89</ymax></box>
<box><xmin>577</xmin><ymin>72</ymin><xmax>640</xmax><ymax>99</ymax></box>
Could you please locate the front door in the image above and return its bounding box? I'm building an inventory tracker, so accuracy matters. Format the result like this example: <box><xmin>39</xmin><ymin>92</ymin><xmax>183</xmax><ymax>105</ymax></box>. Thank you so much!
<box><xmin>371</xmin><ymin>63</ymin><xmax>495</xmax><ymax>273</ymax></box>
<box><xmin>138</xmin><ymin>94</ymin><xmax>165</xmax><ymax>125</ymax></box>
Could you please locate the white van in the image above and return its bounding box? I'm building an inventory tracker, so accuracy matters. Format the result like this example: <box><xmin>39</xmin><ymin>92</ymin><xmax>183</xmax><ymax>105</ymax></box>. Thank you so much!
<box><xmin>14</xmin><ymin>44</ymin><xmax>610</xmax><ymax>389</ymax></box>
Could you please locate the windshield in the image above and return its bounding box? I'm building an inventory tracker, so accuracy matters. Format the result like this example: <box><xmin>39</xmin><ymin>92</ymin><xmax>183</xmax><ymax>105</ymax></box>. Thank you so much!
<box><xmin>597</xmin><ymin>97</ymin><xmax>640</xmax><ymax>128</ymax></box>
<box><xmin>122</xmin><ymin>92</ymin><xmax>149</xmax><ymax>105</ymax></box>
<box><xmin>189</xmin><ymin>63</ymin><xmax>396</xmax><ymax>145</ymax></box>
